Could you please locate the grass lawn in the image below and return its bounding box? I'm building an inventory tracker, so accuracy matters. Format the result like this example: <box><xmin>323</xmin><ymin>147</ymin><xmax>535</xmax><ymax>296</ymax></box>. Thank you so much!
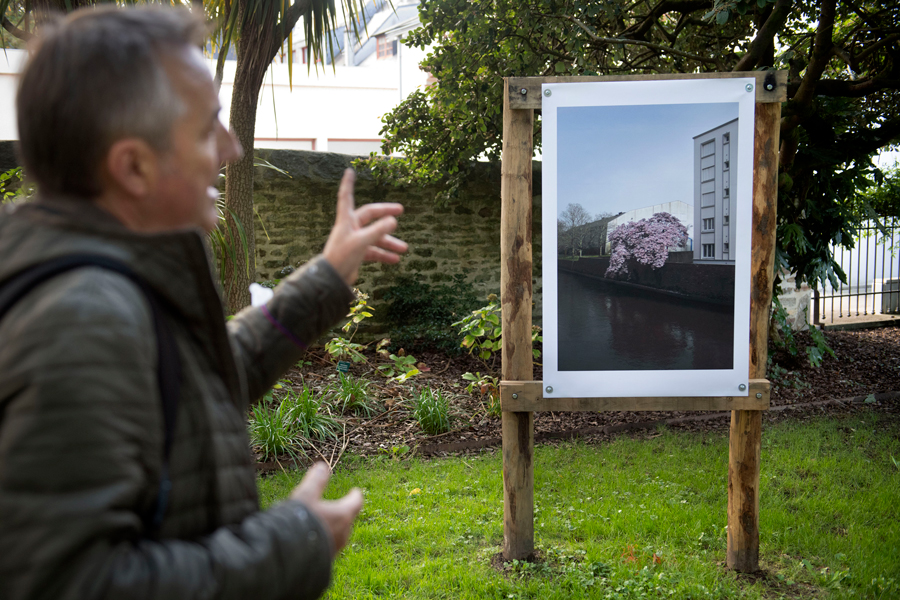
<box><xmin>258</xmin><ymin>412</ymin><xmax>900</xmax><ymax>599</ymax></box>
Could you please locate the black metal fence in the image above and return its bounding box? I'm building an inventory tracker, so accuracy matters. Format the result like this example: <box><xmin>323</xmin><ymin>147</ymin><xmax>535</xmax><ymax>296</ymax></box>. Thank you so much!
<box><xmin>813</xmin><ymin>220</ymin><xmax>900</xmax><ymax>324</ymax></box>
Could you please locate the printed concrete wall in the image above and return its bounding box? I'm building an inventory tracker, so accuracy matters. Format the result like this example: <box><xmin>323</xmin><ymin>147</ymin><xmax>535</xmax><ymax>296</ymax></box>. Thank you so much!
<box><xmin>252</xmin><ymin>149</ymin><xmax>544</xmax><ymax>322</ymax></box>
<box><xmin>558</xmin><ymin>258</ymin><xmax>735</xmax><ymax>305</ymax></box>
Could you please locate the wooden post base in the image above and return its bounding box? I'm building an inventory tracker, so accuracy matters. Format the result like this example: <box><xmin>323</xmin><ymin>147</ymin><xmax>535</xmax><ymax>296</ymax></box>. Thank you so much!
<box><xmin>502</xmin><ymin>410</ymin><xmax>534</xmax><ymax>559</ymax></box>
<box><xmin>727</xmin><ymin>409</ymin><xmax>762</xmax><ymax>571</ymax></box>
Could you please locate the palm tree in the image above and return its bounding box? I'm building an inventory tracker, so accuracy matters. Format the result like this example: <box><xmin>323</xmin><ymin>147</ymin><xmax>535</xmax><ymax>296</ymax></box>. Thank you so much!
<box><xmin>1</xmin><ymin>0</ymin><xmax>370</xmax><ymax>312</ymax></box>
<box><xmin>207</xmin><ymin>0</ymin><xmax>370</xmax><ymax>312</ymax></box>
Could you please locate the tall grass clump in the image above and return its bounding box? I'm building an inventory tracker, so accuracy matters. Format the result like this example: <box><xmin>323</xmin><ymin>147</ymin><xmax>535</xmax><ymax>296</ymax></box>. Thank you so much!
<box><xmin>248</xmin><ymin>382</ymin><xmax>339</xmax><ymax>460</ymax></box>
<box><xmin>328</xmin><ymin>374</ymin><xmax>376</xmax><ymax>416</ymax></box>
<box><xmin>248</xmin><ymin>390</ymin><xmax>303</xmax><ymax>461</ymax></box>
<box><xmin>413</xmin><ymin>388</ymin><xmax>450</xmax><ymax>435</ymax></box>
<box><xmin>290</xmin><ymin>383</ymin><xmax>339</xmax><ymax>442</ymax></box>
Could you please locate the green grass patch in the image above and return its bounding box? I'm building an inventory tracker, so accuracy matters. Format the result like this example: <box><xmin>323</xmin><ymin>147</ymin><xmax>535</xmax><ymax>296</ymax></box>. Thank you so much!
<box><xmin>258</xmin><ymin>412</ymin><xmax>900</xmax><ymax>599</ymax></box>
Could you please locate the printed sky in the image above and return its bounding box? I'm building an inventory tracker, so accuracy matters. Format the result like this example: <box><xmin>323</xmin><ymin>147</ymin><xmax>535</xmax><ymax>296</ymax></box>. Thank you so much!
<box><xmin>557</xmin><ymin>102</ymin><xmax>739</xmax><ymax>219</ymax></box>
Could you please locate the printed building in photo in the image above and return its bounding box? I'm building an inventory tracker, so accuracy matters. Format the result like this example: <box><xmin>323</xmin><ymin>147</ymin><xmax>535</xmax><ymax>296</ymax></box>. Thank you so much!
<box><xmin>603</xmin><ymin>201</ymin><xmax>694</xmax><ymax>254</ymax></box>
<box><xmin>693</xmin><ymin>118</ymin><xmax>738</xmax><ymax>265</ymax></box>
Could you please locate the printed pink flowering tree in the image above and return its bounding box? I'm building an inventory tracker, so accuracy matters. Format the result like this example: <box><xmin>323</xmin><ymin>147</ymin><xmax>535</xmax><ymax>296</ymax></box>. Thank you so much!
<box><xmin>606</xmin><ymin>212</ymin><xmax>688</xmax><ymax>278</ymax></box>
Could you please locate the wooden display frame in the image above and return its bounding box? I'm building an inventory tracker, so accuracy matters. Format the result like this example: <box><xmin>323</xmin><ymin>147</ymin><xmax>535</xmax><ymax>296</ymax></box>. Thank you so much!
<box><xmin>499</xmin><ymin>72</ymin><xmax>786</xmax><ymax>573</ymax></box>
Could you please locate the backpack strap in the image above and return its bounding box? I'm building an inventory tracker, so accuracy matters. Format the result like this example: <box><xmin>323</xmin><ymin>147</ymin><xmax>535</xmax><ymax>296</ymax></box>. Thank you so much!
<box><xmin>0</xmin><ymin>254</ymin><xmax>181</xmax><ymax>536</ymax></box>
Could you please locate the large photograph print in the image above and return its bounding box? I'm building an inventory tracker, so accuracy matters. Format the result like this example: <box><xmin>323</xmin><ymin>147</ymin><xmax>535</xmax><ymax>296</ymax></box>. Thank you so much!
<box><xmin>542</xmin><ymin>79</ymin><xmax>755</xmax><ymax>399</ymax></box>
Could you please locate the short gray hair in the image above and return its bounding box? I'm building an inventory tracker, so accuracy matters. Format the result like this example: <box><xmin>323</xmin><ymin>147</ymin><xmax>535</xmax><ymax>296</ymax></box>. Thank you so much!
<box><xmin>17</xmin><ymin>6</ymin><xmax>208</xmax><ymax>198</ymax></box>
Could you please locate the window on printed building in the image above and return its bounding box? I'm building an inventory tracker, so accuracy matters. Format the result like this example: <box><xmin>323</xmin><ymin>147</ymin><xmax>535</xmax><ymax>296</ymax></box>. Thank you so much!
<box><xmin>702</xmin><ymin>244</ymin><xmax>715</xmax><ymax>258</ymax></box>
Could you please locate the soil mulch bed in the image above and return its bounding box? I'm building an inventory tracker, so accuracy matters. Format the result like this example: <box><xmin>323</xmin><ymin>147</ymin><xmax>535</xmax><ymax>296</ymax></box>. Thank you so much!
<box><xmin>257</xmin><ymin>325</ymin><xmax>900</xmax><ymax>471</ymax></box>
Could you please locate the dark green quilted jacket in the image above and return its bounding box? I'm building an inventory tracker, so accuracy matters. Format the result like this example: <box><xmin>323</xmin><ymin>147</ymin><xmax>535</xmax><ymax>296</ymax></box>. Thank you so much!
<box><xmin>0</xmin><ymin>197</ymin><xmax>355</xmax><ymax>600</ymax></box>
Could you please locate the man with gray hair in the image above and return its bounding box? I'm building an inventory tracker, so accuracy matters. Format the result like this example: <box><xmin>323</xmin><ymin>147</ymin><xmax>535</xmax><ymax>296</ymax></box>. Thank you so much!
<box><xmin>0</xmin><ymin>6</ymin><xmax>406</xmax><ymax>599</ymax></box>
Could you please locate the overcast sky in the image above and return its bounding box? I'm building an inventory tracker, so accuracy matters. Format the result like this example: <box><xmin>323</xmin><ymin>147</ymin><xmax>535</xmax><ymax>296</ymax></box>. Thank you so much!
<box><xmin>557</xmin><ymin>102</ymin><xmax>739</xmax><ymax>220</ymax></box>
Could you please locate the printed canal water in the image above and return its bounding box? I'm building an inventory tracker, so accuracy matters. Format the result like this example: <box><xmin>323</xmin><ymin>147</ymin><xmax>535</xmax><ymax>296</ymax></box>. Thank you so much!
<box><xmin>558</xmin><ymin>270</ymin><xmax>734</xmax><ymax>371</ymax></box>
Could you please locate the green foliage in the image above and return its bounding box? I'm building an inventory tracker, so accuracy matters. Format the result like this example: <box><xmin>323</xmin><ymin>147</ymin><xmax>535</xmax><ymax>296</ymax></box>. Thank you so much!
<box><xmin>376</xmin><ymin>350</ymin><xmax>421</xmax><ymax>383</ymax></box>
<box><xmin>0</xmin><ymin>167</ymin><xmax>32</xmax><ymax>205</ymax></box>
<box><xmin>382</xmin><ymin>274</ymin><xmax>479</xmax><ymax>355</ymax></box>
<box><xmin>324</xmin><ymin>290</ymin><xmax>373</xmax><ymax>363</ymax></box>
<box><xmin>248</xmin><ymin>390</ymin><xmax>304</xmax><ymax>462</ymax></box>
<box><xmin>454</xmin><ymin>298</ymin><xmax>503</xmax><ymax>363</ymax></box>
<box><xmin>209</xmin><ymin>157</ymin><xmax>288</xmax><ymax>304</ymax></box>
<box><xmin>846</xmin><ymin>164</ymin><xmax>900</xmax><ymax>225</ymax></box>
<box><xmin>247</xmin><ymin>381</ymin><xmax>338</xmax><ymax>460</ymax></box>
<box><xmin>289</xmin><ymin>382</ymin><xmax>339</xmax><ymax>442</ymax></box>
<box><xmin>770</xmin><ymin>298</ymin><xmax>835</xmax><ymax>368</ymax></box>
<box><xmin>357</xmin><ymin>0</ymin><xmax>900</xmax><ymax>294</ymax></box>
<box><xmin>412</xmin><ymin>388</ymin><xmax>451</xmax><ymax>435</ymax></box>
<box><xmin>462</xmin><ymin>371</ymin><xmax>501</xmax><ymax>417</ymax></box>
<box><xmin>453</xmin><ymin>296</ymin><xmax>542</xmax><ymax>413</ymax></box>
<box><xmin>208</xmin><ymin>198</ymin><xmax>251</xmax><ymax>301</ymax></box>
<box><xmin>327</xmin><ymin>373</ymin><xmax>376</xmax><ymax>417</ymax></box>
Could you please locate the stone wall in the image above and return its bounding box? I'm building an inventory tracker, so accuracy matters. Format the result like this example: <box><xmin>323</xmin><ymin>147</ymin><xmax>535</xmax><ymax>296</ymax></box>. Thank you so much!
<box><xmin>778</xmin><ymin>271</ymin><xmax>812</xmax><ymax>331</ymax></box>
<box><xmin>252</xmin><ymin>149</ymin><xmax>544</xmax><ymax>322</ymax></box>
<box><xmin>0</xmin><ymin>141</ymin><xmax>816</xmax><ymax>331</ymax></box>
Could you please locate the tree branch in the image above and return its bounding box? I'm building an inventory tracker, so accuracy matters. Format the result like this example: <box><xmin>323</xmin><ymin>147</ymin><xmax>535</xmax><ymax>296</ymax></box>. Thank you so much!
<box><xmin>791</xmin><ymin>0</ymin><xmax>837</xmax><ymax>108</ymax></box>
<box><xmin>568</xmin><ymin>15</ymin><xmax>717</xmax><ymax>64</ymax></box>
<box><xmin>856</xmin><ymin>32</ymin><xmax>900</xmax><ymax>63</ymax></box>
<box><xmin>732</xmin><ymin>0</ymin><xmax>794</xmax><ymax>71</ymax></box>
<box><xmin>625</xmin><ymin>0</ymin><xmax>710</xmax><ymax>40</ymax></box>
<box><xmin>788</xmin><ymin>76</ymin><xmax>900</xmax><ymax>98</ymax></box>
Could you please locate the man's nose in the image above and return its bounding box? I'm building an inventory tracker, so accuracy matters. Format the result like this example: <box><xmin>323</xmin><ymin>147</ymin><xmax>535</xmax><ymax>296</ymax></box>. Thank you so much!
<box><xmin>218</xmin><ymin>123</ymin><xmax>243</xmax><ymax>165</ymax></box>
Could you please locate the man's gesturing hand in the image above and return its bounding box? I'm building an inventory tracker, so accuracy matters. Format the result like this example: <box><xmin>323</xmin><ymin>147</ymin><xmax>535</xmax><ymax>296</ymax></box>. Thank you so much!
<box><xmin>290</xmin><ymin>462</ymin><xmax>363</xmax><ymax>557</ymax></box>
<box><xmin>323</xmin><ymin>169</ymin><xmax>407</xmax><ymax>286</ymax></box>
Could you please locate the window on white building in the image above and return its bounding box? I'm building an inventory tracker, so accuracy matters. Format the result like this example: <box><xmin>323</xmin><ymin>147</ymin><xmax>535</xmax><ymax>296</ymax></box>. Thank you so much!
<box><xmin>377</xmin><ymin>36</ymin><xmax>397</xmax><ymax>58</ymax></box>
<box><xmin>703</xmin><ymin>218</ymin><xmax>714</xmax><ymax>231</ymax></box>
<box><xmin>702</xmin><ymin>244</ymin><xmax>715</xmax><ymax>258</ymax></box>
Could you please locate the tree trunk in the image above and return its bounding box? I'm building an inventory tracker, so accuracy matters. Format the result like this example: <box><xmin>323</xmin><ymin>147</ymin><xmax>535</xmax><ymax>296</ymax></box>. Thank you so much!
<box><xmin>223</xmin><ymin>27</ymin><xmax>269</xmax><ymax>313</ymax></box>
<box><xmin>220</xmin><ymin>0</ymin><xmax>308</xmax><ymax>313</ymax></box>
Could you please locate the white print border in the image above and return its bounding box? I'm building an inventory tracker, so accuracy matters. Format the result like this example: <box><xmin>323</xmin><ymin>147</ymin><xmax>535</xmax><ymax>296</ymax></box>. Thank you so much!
<box><xmin>542</xmin><ymin>78</ymin><xmax>755</xmax><ymax>398</ymax></box>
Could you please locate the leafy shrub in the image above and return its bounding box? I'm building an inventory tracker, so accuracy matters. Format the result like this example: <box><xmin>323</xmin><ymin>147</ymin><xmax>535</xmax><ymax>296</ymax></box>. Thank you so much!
<box><xmin>413</xmin><ymin>388</ymin><xmax>451</xmax><ymax>435</ymax></box>
<box><xmin>324</xmin><ymin>290</ymin><xmax>374</xmax><ymax>363</ymax></box>
<box><xmin>0</xmin><ymin>167</ymin><xmax>32</xmax><ymax>205</ymax></box>
<box><xmin>770</xmin><ymin>297</ymin><xmax>834</xmax><ymax>367</ymax></box>
<box><xmin>453</xmin><ymin>296</ymin><xmax>542</xmax><ymax>416</ymax></box>
<box><xmin>462</xmin><ymin>371</ymin><xmax>501</xmax><ymax>417</ymax></box>
<box><xmin>383</xmin><ymin>273</ymin><xmax>479</xmax><ymax>354</ymax></box>
<box><xmin>376</xmin><ymin>350</ymin><xmax>421</xmax><ymax>383</ymax></box>
<box><xmin>327</xmin><ymin>374</ymin><xmax>376</xmax><ymax>416</ymax></box>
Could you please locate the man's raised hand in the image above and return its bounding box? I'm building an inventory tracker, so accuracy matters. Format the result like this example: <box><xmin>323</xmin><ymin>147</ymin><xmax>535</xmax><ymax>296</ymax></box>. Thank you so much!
<box><xmin>322</xmin><ymin>169</ymin><xmax>407</xmax><ymax>285</ymax></box>
<box><xmin>290</xmin><ymin>462</ymin><xmax>363</xmax><ymax>557</ymax></box>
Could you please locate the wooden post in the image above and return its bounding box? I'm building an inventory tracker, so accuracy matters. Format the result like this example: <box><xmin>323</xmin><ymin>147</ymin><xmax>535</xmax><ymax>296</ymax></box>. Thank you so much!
<box><xmin>500</xmin><ymin>77</ymin><xmax>535</xmax><ymax>560</ymax></box>
<box><xmin>728</xmin><ymin>100</ymin><xmax>781</xmax><ymax>572</ymax></box>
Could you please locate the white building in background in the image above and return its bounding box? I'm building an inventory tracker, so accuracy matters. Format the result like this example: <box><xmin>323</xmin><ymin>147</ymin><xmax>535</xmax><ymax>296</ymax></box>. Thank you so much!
<box><xmin>604</xmin><ymin>201</ymin><xmax>694</xmax><ymax>254</ymax></box>
<box><xmin>693</xmin><ymin>119</ymin><xmax>738</xmax><ymax>265</ymax></box>
<box><xmin>0</xmin><ymin>0</ymin><xmax>431</xmax><ymax>155</ymax></box>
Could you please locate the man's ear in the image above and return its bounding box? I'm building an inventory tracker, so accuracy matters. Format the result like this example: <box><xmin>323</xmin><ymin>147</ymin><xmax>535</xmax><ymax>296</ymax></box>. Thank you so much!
<box><xmin>104</xmin><ymin>138</ymin><xmax>159</xmax><ymax>198</ymax></box>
